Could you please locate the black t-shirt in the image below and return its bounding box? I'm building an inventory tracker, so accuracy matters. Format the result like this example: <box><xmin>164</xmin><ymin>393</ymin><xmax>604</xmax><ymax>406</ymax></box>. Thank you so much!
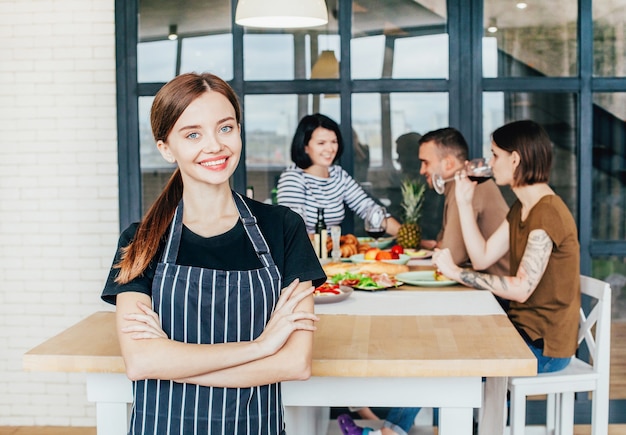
<box><xmin>101</xmin><ymin>198</ymin><xmax>327</xmax><ymax>305</ymax></box>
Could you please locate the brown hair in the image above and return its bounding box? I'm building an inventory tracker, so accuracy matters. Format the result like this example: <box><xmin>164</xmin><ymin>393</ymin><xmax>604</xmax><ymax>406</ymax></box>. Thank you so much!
<box><xmin>115</xmin><ymin>73</ymin><xmax>242</xmax><ymax>284</ymax></box>
<box><xmin>491</xmin><ymin>119</ymin><xmax>552</xmax><ymax>187</ymax></box>
<box><xmin>419</xmin><ymin>127</ymin><xmax>469</xmax><ymax>162</ymax></box>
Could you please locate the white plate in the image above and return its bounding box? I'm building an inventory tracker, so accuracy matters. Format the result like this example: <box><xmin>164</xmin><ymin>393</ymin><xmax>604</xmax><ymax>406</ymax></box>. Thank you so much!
<box><xmin>394</xmin><ymin>271</ymin><xmax>457</xmax><ymax>287</ymax></box>
<box><xmin>404</xmin><ymin>249</ymin><xmax>433</xmax><ymax>259</ymax></box>
<box><xmin>349</xmin><ymin>253</ymin><xmax>410</xmax><ymax>265</ymax></box>
<box><xmin>313</xmin><ymin>285</ymin><xmax>353</xmax><ymax>304</ymax></box>
<box><xmin>353</xmin><ymin>282</ymin><xmax>404</xmax><ymax>291</ymax></box>
<box><xmin>357</xmin><ymin>236</ymin><xmax>395</xmax><ymax>249</ymax></box>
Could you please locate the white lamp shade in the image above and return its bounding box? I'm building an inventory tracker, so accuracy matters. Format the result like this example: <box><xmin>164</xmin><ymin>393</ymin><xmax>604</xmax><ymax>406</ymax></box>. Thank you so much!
<box><xmin>235</xmin><ymin>0</ymin><xmax>329</xmax><ymax>29</ymax></box>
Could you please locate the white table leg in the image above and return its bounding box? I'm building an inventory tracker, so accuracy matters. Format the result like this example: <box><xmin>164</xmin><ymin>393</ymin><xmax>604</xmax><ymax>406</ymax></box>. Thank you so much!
<box><xmin>439</xmin><ymin>407</ymin><xmax>474</xmax><ymax>435</ymax></box>
<box><xmin>284</xmin><ymin>406</ymin><xmax>329</xmax><ymax>435</ymax></box>
<box><xmin>86</xmin><ymin>373</ymin><xmax>133</xmax><ymax>435</ymax></box>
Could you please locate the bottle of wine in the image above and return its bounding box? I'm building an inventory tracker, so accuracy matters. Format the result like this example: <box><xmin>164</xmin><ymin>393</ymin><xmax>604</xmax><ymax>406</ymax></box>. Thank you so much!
<box><xmin>314</xmin><ymin>208</ymin><xmax>327</xmax><ymax>259</ymax></box>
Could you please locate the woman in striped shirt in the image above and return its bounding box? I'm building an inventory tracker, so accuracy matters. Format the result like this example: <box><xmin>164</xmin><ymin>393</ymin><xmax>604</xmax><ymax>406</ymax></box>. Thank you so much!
<box><xmin>277</xmin><ymin>113</ymin><xmax>400</xmax><ymax>235</ymax></box>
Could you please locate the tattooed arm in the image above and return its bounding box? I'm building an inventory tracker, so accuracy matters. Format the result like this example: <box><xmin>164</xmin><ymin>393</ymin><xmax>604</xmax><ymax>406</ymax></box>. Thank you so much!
<box><xmin>433</xmin><ymin>229</ymin><xmax>553</xmax><ymax>303</ymax></box>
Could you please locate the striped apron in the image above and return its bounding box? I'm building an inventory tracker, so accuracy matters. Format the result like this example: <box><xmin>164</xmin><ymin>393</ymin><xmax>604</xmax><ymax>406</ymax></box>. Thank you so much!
<box><xmin>129</xmin><ymin>192</ymin><xmax>284</xmax><ymax>435</ymax></box>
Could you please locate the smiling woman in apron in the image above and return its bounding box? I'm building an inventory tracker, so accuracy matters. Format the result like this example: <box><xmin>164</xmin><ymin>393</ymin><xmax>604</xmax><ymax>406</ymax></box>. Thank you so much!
<box><xmin>101</xmin><ymin>73</ymin><xmax>327</xmax><ymax>435</ymax></box>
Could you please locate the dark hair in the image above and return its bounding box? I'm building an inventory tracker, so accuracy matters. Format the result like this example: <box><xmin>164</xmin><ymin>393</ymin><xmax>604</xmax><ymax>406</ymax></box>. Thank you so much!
<box><xmin>396</xmin><ymin>132</ymin><xmax>422</xmax><ymax>157</ymax></box>
<box><xmin>116</xmin><ymin>73</ymin><xmax>241</xmax><ymax>284</ymax></box>
<box><xmin>491</xmin><ymin>120</ymin><xmax>552</xmax><ymax>186</ymax></box>
<box><xmin>419</xmin><ymin>127</ymin><xmax>469</xmax><ymax>162</ymax></box>
<box><xmin>291</xmin><ymin>113</ymin><xmax>344</xmax><ymax>169</ymax></box>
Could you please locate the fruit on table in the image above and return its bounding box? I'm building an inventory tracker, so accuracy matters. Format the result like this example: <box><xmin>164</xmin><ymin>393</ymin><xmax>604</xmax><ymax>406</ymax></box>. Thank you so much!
<box><xmin>375</xmin><ymin>251</ymin><xmax>393</xmax><ymax>261</ymax></box>
<box><xmin>396</xmin><ymin>178</ymin><xmax>426</xmax><ymax>249</ymax></box>
<box><xmin>390</xmin><ymin>244</ymin><xmax>404</xmax><ymax>255</ymax></box>
<box><xmin>364</xmin><ymin>248</ymin><xmax>381</xmax><ymax>260</ymax></box>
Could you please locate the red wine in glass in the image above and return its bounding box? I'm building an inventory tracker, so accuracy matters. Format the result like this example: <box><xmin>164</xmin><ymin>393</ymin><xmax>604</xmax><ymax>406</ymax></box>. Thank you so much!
<box><xmin>468</xmin><ymin>175</ymin><xmax>492</xmax><ymax>184</ymax></box>
<box><xmin>364</xmin><ymin>206</ymin><xmax>388</xmax><ymax>248</ymax></box>
<box><xmin>366</xmin><ymin>229</ymin><xmax>386</xmax><ymax>239</ymax></box>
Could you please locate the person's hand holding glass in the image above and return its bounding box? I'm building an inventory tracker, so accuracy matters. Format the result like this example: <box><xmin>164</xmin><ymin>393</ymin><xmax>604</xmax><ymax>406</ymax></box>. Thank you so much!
<box><xmin>432</xmin><ymin>157</ymin><xmax>493</xmax><ymax>195</ymax></box>
<box><xmin>364</xmin><ymin>206</ymin><xmax>388</xmax><ymax>248</ymax></box>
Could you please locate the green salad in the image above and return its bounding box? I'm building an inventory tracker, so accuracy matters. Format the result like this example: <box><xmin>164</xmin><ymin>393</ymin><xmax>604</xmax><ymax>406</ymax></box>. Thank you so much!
<box><xmin>329</xmin><ymin>271</ymin><xmax>381</xmax><ymax>289</ymax></box>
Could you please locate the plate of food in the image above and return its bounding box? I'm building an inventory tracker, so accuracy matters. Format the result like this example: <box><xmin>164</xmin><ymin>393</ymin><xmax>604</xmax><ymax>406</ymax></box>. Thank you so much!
<box><xmin>404</xmin><ymin>249</ymin><xmax>433</xmax><ymax>259</ymax></box>
<box><xmin>357</xmin><ymin>236</ymin><xmax>395</xmax><ymax>250</ymax></box>
<box><xmin>350</xmin><ymin>252</ymin><xmax>410</xmax><ymax>265</ymax></box>
<box><xmin>313</xmin><ymin>283</ymin><xmax>353</xmax><ymax>304</ymax></box>
<box><xmin>394</xmin><ymin>270</ymin><xmax>457</xmax><ymax>287</ymax></box>
<box><xmin>329</xmin><ymin>271</ymin><xmax>403</xmax><ymax>291</ymax></box>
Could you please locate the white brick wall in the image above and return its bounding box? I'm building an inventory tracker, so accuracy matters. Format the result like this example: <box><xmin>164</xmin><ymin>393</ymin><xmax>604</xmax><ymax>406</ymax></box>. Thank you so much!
<box><xmin>0</xmin><ymin>0</ymin><xmax>119</xmax><ymax>427</ymax></box>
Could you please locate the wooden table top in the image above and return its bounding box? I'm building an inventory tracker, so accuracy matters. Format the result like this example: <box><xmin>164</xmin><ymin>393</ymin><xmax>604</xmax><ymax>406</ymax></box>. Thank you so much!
<box><xmin>24</xmin><ymin>298</ymin><xmax>536</xmax><ymax>378</ymax></box>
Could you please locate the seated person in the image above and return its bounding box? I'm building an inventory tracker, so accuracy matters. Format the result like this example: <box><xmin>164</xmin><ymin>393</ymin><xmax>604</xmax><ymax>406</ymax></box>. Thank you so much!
<box><xmin>418</xmin><ymin>127</ymin><xmax>509</xmax><ymax>276</ymax></box>
<box><xmin>433</xmin><ymin>120</ymin><xmax>580</xmax><ymax>434</ymax></box>
<box><xmin>338</xmin><ymin>127</ymin><xmax>510</xmax><ymax>435</ymax></box>
<box><xmin>277</xmin><ymin>113</ymin><xmax>400</xmax><ymax>236</ymax></box>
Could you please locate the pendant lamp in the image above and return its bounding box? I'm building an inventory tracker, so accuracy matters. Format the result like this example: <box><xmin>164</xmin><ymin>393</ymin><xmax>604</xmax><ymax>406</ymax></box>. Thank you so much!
<box><xmin>311</xmin><ymin>50</ymin><xmax>339</xmax><ymax>79</ymax></box>
<box><xmin>235</xmin><ymin>0</ymin><xmax>328</xmax><ymax>29</ymax></box>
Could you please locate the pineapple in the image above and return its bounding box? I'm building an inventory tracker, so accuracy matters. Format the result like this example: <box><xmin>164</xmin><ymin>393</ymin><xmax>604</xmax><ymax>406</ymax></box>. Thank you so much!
<box><xmin>396</xmin><ymin>178</ymin><xmax>426</xmax><ymax>249</ymax></box>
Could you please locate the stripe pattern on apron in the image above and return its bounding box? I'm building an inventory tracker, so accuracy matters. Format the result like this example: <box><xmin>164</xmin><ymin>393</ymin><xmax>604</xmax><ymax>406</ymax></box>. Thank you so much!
<box><xmin>128</xmin><ymin>192</ymin><xmax>284</xmax><ymax>435</ymax></box>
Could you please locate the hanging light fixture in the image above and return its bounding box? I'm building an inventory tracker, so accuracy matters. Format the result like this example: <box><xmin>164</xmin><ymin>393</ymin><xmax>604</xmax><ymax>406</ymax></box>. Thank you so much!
<box><xmin>311</xmin><ymin>50</ymin><xmax>339</xmax><ymax>79</ymax></box>
<box><xmin>168</xmin><ymin>24</ymin><xmax>178</xmax><ymax>40</ymax></box>
<box><xmin>487</xmin><ymin>18</ymin><xmax>498</xmax><ymax>33</ymax></box>
<box><xmin>235</xmin><ymin>0</ymin><xmax>328</xmax><ymax>29</ymax></box>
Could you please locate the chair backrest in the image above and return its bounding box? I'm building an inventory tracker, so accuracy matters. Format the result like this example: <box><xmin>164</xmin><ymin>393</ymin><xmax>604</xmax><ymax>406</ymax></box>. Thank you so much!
<box><xmin>578</xmin><ymin>275</ymin><xmax>612</xmax><ymax>375</ymax></box>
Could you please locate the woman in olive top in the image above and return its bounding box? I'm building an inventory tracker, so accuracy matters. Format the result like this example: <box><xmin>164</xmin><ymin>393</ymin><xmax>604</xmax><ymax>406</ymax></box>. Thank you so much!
<box><xmin>433</xmin><ymin>119</ymin><xmax>580</xmax><ymax>434</ymax></box>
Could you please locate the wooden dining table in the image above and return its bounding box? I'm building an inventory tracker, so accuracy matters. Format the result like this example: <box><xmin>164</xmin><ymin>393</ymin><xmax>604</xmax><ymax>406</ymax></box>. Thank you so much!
<box><xmin>23</xmin><ymin>264</ymin><xmax>536</xmax><ymax>435</ymax></box>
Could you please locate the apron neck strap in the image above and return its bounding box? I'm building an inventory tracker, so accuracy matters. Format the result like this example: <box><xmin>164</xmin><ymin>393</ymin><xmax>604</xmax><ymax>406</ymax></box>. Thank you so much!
<box><xmin>232</xmin><ymin>192</ymin><xmax>275</xmax><ymax>268</ymax></box>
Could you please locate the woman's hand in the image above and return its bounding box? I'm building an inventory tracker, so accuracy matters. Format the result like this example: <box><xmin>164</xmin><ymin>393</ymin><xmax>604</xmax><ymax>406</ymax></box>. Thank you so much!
<box><xmin>254</xmin><ymin>279</ymin><xmax>318</xmax><ymax>356</ymax></box>
<box><xmin>432</xmin><ymin>248</ymin><xmax>462</xmax><ymax>282</ymax></box>
<box><xmin>454</xmin><ymin>170</ymin><xmax>476</xmax><ymax>208</ymax></box>
<box><xmin>121</xmin><ymin>301</ymin><xmax>168</xmax><ymax>340</ymax></box>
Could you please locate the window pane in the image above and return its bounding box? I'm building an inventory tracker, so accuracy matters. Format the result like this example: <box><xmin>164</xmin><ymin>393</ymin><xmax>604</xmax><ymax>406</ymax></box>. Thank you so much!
<box><xmin>138</xmin><ymin>0</ymin><xmax>232</xmax><ymax>83</ymax></box>
<box><xmin>593</xmin><ymin>93</ymin><xmax>626</xmax><ymax>240</ymax></box>
<box><xmin>392</xmin><ymin>34</ymin><xmax>449</xmax><ymax>79</ymax></box>
<box><xmin>138</xmin><ymin>96</ymin><xmax>176</xmax><ymax>214</ymax></box>
<box><xmin>593</xmin><ymin>0</ymin><xmax>626</xmax><ymax>77</ymax></box>
<box><xmin>352</xmin><ymin>0</ymin><xmax>447</xmax><ymax>79</ymax></box>
<box><xmin>243</xmin><ymin>94</ymin><xmax>340</xmax><ymax>202</ymax></box>
<box><xmin>483</xmin><ymin>92</ymin><xmax>578</xmax><ymax>217</ymax></box>
<box><xmin>181</xmin><ymin>34</ymin><xmax>233</xmax><ymax>80</ymax></box>
<box><xmin>483</xmin><ymin>0</ymin><xmax>578</xmax><ymax>77</ymax></box>
<box><xmin>242</xmin><ymin>29</ymin><xmax>339</xmax><ymax>81</ymax></box>
<box><xmin>138</xmin><ymin>40</ymin><xmax>177</xmax><ymax>83</ymax></box>
<box><xmin>244</xmin><ymin>35</ymin><xmax>296</xmax><ymax>80</ymax></box>
<box><xmin>352</xmin><ymin>92</ymin><xmax>448</xmax><ymax>239</ymax></box>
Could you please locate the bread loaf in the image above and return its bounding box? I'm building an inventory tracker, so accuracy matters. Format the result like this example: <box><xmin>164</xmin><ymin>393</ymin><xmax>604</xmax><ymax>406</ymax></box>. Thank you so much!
<box><xmin>322</xmin><ymin>260</ymin><xmax>409</xmax><ymax>277</ymax></box>
<box><xmin>355</xmin><ymin>262</ymin><xmax>409</xmax><ymax>275</ymax></box>
<box><xmin>326</xmin><ymin>233</ymin><xmax>361</xmax><ymax>258</ymax></box>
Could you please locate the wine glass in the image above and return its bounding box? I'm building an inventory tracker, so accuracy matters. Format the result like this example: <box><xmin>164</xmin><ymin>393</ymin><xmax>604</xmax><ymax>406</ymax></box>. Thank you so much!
<box><xmin>330</xmin><ymin>225</ymin><xmax>342</xmax><ymax>262</ymax></box>
<box><xmin>364</xmin><ymin>206</ymin><xmax>388</xmax><ymax>248</ymax></box>
<box><xmin>432</xmin><ymin>157</ymin><xmax>493</xmax><ymax>195</ymax></box>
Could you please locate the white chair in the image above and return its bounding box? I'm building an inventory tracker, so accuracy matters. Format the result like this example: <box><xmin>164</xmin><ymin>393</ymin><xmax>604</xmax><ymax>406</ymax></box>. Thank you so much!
<box><xmin>507</xmin><ymin>275</ymin><xmax>611</xmax><ymax>435</ymax></box>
